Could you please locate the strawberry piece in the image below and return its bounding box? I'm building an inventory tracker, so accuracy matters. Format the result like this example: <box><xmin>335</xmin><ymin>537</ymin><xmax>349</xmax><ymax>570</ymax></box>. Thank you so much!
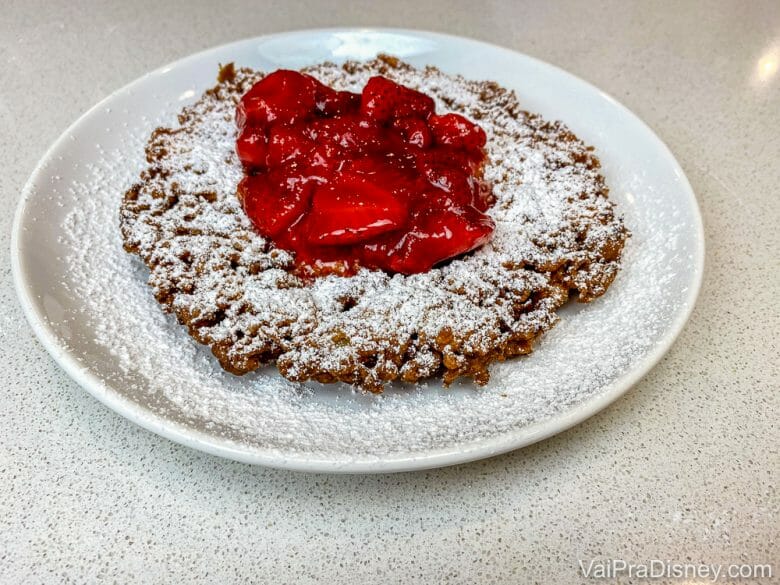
<box><xmin>267</xmin><ymin>125</ymin><xmax>315</xmax><ymax>167</ymax></box>
<box><xmin>238</xmin><ymin>173</ymin><xmax>313</xmax><ymax>238</ymax></box>
<box><xmin>235</xmin><ymin>125</ymin><xmax>268</xmax><ymax>169</ymax></box>
<box><xmin>422</xmin><ymin>181</ymin><xmax>475</xmax><ymax>210</ymax></box>
<box><xmin>306</xmin><ymin>174</ymin><xmax>407</xmax><ymax>245</ymax></box>
<box><xmin>390</xmin><ymin>206</ymin><xmax>494</xmax><ymax>274</ymax></box>
<box><xmin>393</xmin><ymin>90</ymin><xmax>435</xmax><ymax>121</ymax></box>
<box><xmin>428</xmin><ymin>113</ymin><xmax>487</xmax><ymax>151</ymax></box>
<box><xmin>420</xmin><ymin>166</ymin><xmax>480</xmax><ymax>209</ymax></box>
<box><xmin>311</xmin><ymin>79</ymin><xmax>361</xmax><ymax>117</ymax></box>
<box><xmin>359</xmin><ymin>77</ymin><xmax>398</xmax><ymax>123</ymax></box>
<box><xmin>360</xmin><ymin>76</ymin><xmax>435</xmax><ymax>124</ymax></box>
<box><xmin>418</xmin><ymin>157</ymin><xmax>475</xmax><ymax>193</ymax></box>
<box><xmin>236</xmin><ymin>70</ymin><xmax>317</xmax><ymax>128</ymax></box>
<box><xmin>358</xmin><ymin>231</ymin><xmax>403</xmax><ymax>267</ymax></box>
<box><xmin>416</xmin><ymin>149</ymin><xmax>484</xmax><ymax>207</ymax></box>
<box><xmin>393</xmin><ymin>117</ymin><xmax>433</xmax><ymax>148</ymax></box>
<box><xmin>416</xmin><ymin>147</ymin><xmax>481</xmax><ymax>175</ymax></box>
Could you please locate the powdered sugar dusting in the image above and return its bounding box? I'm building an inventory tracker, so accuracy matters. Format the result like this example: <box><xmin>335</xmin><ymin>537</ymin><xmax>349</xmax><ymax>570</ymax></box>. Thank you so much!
<box><xmin>53</xmin><ymin>58</ymin><xmax>686</xmax><ymax>458</ymax></box>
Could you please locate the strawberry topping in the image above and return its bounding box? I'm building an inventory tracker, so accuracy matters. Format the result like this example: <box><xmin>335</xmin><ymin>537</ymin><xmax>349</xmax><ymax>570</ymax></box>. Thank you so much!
<box><xmin>306</xmin><ymin>174</ymin><xmax>407</xmax><ymax>245</ymax></box>
<box><xmin>235</xmin><ymin>70</ymin><xmax>495</xmax><ymax>276</ymax></box>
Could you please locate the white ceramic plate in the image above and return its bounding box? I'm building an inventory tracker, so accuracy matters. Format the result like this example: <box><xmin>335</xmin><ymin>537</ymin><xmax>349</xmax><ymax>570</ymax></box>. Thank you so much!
<box><xmin>12</xmin><ymin>29</ymin><xmax>704</xmax><ymax>473</ymax></box>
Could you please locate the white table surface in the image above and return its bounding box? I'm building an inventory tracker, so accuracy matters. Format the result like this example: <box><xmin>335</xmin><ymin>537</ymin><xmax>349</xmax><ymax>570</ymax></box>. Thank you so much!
<box><xmin>1</xmin><ymin>1</ymin><xmax>778</xmax><ymax>583</ymax></box>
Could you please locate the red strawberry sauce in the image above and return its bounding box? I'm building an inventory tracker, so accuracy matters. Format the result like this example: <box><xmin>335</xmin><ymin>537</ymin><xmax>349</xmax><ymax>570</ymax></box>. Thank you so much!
<box><xmin>235</xmin><ymin>70</ymin><xmax>495</xmax><ymax>276</ymax></box>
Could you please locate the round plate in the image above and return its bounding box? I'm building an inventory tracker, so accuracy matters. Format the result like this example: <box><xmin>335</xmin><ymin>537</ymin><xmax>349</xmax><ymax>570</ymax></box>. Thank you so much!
<box><xmin>11</xmin><ymin>29</ymin><xmax>704</xmax><ymax>473</ymax></box>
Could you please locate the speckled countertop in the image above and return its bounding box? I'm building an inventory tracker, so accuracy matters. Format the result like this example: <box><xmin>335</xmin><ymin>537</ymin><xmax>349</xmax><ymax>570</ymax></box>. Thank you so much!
<box><xmin>1</xmin><ymin>1</ymin><xmax>778</xmax><ymax>583</ymax></box>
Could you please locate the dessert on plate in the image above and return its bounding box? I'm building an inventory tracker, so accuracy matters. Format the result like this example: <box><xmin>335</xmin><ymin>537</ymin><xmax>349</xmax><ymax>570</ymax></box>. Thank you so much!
<box><xmin>120</xmin><ymin>55</ymin><xmax>628</xmax><ymax>392</ymax></box>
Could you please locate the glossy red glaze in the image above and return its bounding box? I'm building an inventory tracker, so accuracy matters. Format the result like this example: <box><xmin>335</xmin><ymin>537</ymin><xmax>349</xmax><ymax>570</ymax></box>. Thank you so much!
<box><xmin>235</xmin><ymin>71</ymin><xmax>495</xmax><ymax>275</ymax></box>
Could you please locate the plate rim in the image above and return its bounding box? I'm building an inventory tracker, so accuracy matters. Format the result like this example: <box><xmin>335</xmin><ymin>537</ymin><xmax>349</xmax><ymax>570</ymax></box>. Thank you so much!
<box><xmin>10</xmin><ymin>27</ymin><xmax>705</xmax><ymax>473</ymax></box>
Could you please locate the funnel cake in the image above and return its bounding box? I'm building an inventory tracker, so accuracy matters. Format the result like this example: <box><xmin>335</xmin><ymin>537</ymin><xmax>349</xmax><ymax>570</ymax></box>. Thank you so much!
<box><xmin>120</xmin><ymin>56</ymin><xmax>628</xmax><ymax>391</ymax></box>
